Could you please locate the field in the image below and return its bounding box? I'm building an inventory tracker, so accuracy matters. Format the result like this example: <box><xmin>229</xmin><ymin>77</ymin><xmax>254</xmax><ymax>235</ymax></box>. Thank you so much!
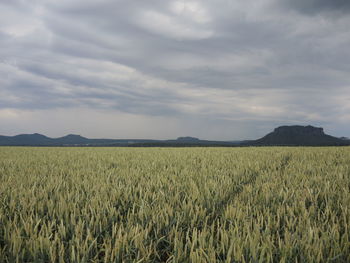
<box><xmin>0</xmin><ymin>147</ymin><xmax>349</xmax><ymax>262</ymax></box>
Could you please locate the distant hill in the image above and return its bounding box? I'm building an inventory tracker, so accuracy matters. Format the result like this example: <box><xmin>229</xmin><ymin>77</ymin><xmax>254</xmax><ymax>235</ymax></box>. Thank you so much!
<box><xmin>249</xmin><ymin>125</ymin><xmax>350</xmax><ymax>146</ymax></box>
<box><xmin>176</xmin><ymin>136</ymin><xmax>200</xmax><ymax>142</ymax></box>
<box><xmin>55</xmin><ymin>134</ymin><xmax>90</xmax><ymax>145</ymax></box>
<box><xmin>0</xmin><ymin>134</ymin><xmax>158</xmax><ymax>146</ymax></box>
<box><xmin>0</xmin><ymin>133</ymin><xmax>53</xmax><ymax>146</ymax></box>
<box><xmin>0</xmin><ymin>126</ymin><xmax>349</xmax><ymax>146</ymax></box>
<box><xmin>0</xmin><ymin>133</ymin><xmax>237</xmax><ymax>147</ymax></box>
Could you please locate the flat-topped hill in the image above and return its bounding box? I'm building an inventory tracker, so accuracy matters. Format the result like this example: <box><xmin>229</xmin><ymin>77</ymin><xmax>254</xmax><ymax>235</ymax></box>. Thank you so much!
<box><xmin>250</xmin><ymin>125</ymin><xmax>349</xmax><ymax>146</ymax></box>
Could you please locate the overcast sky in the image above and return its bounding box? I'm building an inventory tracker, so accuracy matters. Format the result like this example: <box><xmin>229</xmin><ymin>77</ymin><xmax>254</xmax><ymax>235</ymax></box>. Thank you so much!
<box><xmin>1</xmin><ymin>0</ymin><xmax>349</xmax><ymax>140</ymax></box>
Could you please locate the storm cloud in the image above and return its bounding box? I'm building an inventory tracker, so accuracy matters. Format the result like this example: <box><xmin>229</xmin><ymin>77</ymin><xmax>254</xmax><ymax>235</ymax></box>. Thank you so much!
<box><xmin>1</xmin><ymin>0</ymin><xmax>349</xmax><ymax>139</ymax></box>
<box><xmin>278</xmin><ymin>0</ymin><xmax>350</xmax><ymax>15</ymax></box>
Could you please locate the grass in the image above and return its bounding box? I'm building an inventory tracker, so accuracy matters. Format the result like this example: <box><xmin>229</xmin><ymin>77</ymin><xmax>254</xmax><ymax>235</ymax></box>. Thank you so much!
<box><xmin>0</xmin><ymin>147</ymin><xmax>349</xmax><ymax>262</ymax></box>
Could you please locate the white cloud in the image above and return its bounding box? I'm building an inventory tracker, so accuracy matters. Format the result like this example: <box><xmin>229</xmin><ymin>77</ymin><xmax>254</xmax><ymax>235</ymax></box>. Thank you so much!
<box><xmin>170</xmin><ymin>1</ymin><xmax>211</xmax><ymax>23</ymax></box>
<box><xmin>0</xmin><ymin>109</ymin><xmax>21</xmax><ymax>120</ymax></box>
<box><xmin>139</xmin><ymin>9</ymin><xmax>213</xmax><ymax>40</ymax></box>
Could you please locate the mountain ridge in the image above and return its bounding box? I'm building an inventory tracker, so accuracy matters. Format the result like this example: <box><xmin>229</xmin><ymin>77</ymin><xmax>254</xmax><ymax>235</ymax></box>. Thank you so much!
<box><xmin>0</xmin><ymin>125</ymin><xmax>349</xmax><ymax>146</ymax></box>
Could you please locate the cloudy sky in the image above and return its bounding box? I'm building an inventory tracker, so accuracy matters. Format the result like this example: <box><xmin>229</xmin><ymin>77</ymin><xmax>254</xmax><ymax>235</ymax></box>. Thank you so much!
<box><xmin>1</xmin><ymin>0</ymin><xmax>350</xmax><ymax>140</ymax></box>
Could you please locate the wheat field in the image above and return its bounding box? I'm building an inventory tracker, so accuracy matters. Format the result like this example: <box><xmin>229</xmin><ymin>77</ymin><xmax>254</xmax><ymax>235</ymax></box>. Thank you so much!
<box><xmin>0</xmin><ymin>147</ymin><xmax>349</xmax><ymax>262</ymax></box>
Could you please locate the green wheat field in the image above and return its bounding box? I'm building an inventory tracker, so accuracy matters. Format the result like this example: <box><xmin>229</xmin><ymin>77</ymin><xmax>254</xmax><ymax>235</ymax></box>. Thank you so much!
<box><xmin>0</xmin><ymin>147</ymin><xmax>349</xmax><ymax>262</ymax></box>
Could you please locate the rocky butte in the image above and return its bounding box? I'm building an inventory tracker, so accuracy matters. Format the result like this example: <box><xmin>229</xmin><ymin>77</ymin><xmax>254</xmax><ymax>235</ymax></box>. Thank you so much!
<box><xmin>251</xmin><ymin>125</ymin><xmax>349</xmax><ymax>146</ymax></box>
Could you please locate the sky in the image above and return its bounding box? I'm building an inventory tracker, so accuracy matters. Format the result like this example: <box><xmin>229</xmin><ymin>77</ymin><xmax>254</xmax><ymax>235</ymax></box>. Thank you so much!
<box><xmin>0</xmin><ymin>0</ymin><xmax>350</xmax><ymax>140</ymax></box>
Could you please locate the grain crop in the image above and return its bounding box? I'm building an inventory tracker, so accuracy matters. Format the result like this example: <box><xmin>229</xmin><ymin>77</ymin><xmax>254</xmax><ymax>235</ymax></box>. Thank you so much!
<box><xmin>0</xmin><ymin>147</ymin><xmax>349</xmax><ymax>262</ymax></box>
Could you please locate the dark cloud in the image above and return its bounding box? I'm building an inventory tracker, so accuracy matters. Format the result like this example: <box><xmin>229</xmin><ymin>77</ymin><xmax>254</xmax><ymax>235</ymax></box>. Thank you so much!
<box><xmin>280</xmin><ymin>0</ymin><xmax>350</xmax><ymax>15</ymax></box>
<box><xmin>0</xmin><ymin>0</ymin><xmax>350</xmax><ymax>139</ymax></box>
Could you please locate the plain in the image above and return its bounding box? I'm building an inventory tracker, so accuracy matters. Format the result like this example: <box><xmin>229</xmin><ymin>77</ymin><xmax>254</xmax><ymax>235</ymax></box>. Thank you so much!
<box><xmin>0</xmin><ymin>147</ymin><xmax>349</xmax><ymax>262</ymax></box>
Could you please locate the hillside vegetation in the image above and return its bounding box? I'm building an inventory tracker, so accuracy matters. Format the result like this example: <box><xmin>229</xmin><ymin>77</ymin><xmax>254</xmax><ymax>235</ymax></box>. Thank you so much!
<box><xmin>0</xmin><ymin>147</ymin><xmax>349</xmax><ymax>262</ymax></box>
